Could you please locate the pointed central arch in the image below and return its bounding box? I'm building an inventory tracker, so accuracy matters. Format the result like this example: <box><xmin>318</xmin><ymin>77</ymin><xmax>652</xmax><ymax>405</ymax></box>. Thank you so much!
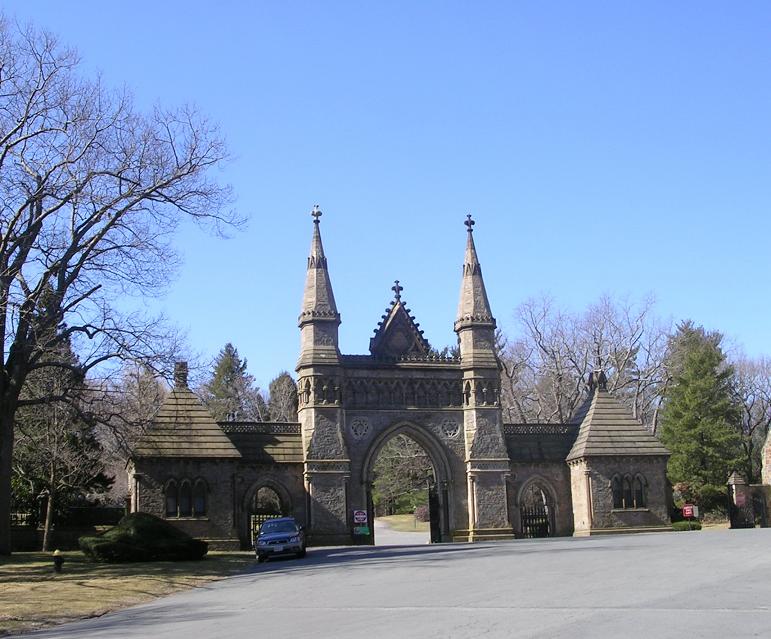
<box><xmin>361</xmin><ymin>421</ymin><xmax>454</xmax><ymax>544</ymax></box>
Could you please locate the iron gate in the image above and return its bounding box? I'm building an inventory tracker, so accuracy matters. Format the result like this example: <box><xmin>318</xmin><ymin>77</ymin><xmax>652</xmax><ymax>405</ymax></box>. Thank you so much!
<box><xmin>520</xmin><ymin>505</ymin><xmax>550</xmax><ymax>538</ymax></box>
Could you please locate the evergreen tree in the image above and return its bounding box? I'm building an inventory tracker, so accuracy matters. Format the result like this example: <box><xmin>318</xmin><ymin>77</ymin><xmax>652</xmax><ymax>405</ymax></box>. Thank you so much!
<box><xmin>659</xmin><ymin>321</ymin><xmax>742</xmax><ymax>511</ymax></box>
<box><xmin>200</xmin><ymin>344</ymin><xmax>267</xmax><ymax>421</ymax></box>
<box><xmin>267</xmin><ymin>372</ymin><xmax>299</xmax><ymax>422</ymax></box>
<box><xmin>13</xmin><ymin>338</ymin><xmax>111</xmax><ymax>550</ymax></box>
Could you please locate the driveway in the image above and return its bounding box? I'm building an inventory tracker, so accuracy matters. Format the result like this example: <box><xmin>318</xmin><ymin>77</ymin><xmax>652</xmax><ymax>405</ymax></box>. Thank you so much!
<box><xmin>14</xmin><ymin>528</ymin><xmax>771</xmax><ymax>639</ymax></box>
<box><xmin>373</xmin><ymin>517</ymin><xmax>429</xmax><ymax>546</ymax></box>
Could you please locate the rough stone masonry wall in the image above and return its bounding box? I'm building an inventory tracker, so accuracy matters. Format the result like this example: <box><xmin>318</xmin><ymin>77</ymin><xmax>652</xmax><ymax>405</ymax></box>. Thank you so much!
<box><xmin>132</xmin><ymin>458</ymin><xmax>239</xmax><ymax>548</ymax></box>
<box><xmin>762</xmin><ymin>433</ymin><xmax>771</xmax><ymax>486</ymax></box>
<box><xmin>585</xmin><ymin>456</ymin><xmax>670</xmax><ymax>531</ymax></box>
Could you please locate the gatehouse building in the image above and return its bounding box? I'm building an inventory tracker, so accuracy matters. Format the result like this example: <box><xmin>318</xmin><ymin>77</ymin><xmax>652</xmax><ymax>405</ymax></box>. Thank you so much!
<box><xmin>128</xmin><ymin>210</ymin><xmax>672</xmax><ymax>548</ymax></box>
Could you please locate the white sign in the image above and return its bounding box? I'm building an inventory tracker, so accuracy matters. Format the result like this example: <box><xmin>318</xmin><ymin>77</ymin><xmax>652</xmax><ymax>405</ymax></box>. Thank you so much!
<box><xmin>353</xmin><ymin>509</ymin><xmax>367</xmax><ymax>524</ymax></box>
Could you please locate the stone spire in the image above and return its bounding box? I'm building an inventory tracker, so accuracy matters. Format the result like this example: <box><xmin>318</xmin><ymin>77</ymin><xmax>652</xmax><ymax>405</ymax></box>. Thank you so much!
<box><xmin>297</xmin><ymin>205</ymin><xmax>341</xmax><ymax>367</ymax></box>
<box><xmin>455</xmin><ymin>214</ymin><xmax>495</xmax><ymax>332</ymax></box>
<box><xmin>454</xmin><ymin>215</ymin><xmax>497</xmax><ymax>370</ymax></box>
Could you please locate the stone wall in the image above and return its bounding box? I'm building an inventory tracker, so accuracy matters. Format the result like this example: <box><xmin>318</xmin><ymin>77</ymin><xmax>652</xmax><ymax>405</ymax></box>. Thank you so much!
<box><xmin>570</xmin><ymin>456</ymin><xmax>670</xmax><ymax>534</ymax></box>
<box><xmin>131</xmin><ymin>458</ymin><xmax>240</xmax><ymax>549</ymax></box>
<box><xmin>509</xmin><ymin>462</ymin><xmax>574</xmax><ymax>536</ymax></box>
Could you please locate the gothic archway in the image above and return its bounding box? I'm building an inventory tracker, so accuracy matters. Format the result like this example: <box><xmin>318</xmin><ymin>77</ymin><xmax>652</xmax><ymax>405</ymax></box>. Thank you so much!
<box><xmin>517</xmin><ymin>478</ymin><xmax>556</xmax><ymax>538</ymax></box>
<box><xmin>361</xmin><ymin>422</ymin><xmax>453</xmax><ymax>544</ymax></box>
<box><xmin>243</xmin><ymin>478</ymin><xmax>293</xmax><ymax>546</ymax></box>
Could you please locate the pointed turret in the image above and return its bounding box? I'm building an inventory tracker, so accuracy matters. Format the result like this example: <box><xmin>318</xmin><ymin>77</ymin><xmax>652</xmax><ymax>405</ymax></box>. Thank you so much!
<box><xmin>454</xmin><ymin>215</ymin><xmax>498</xmax><ymax>369</ymax></box>
<box><xmin>297</xmin><ymin>205</ymin><xmax>341</xmax><ymax>368</ymax></box>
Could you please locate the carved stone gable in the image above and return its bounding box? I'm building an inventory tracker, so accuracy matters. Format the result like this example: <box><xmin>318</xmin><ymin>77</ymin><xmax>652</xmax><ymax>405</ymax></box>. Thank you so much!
<box><xmin>369</xmin><ymin>300</ymin><xmax>430</xmax><ymax>359</ymax></box>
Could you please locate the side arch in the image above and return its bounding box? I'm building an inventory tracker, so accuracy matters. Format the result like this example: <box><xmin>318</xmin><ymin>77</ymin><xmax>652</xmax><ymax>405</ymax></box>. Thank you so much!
<box><xmin>241</xmin><ymin>475</ymin><xmax>296</xmax><ymax>548</ymax></box>
<box><xmin>516</xmin><ymin>475</ymin><xmax>558</xmax><ymax>538</ymax></box>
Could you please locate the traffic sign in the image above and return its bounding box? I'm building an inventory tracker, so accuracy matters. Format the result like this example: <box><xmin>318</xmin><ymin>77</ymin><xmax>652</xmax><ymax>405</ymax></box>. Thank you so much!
<box><xmin>353</xmin><ymin>509</ymin><xmax>368</xmax><ymax>524</ymax></box>
<box><xmin>682</xmin><ymin>504</ymin><xmax>694</xmax><ymax>518</ymax></box>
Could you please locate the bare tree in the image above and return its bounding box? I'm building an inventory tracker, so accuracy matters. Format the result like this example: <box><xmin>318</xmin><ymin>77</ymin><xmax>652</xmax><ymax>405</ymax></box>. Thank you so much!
<box><xmin>499</xmin><ymin>295</ymin><xmax>670</xmax><ymax>427</ymax></box>
<box><xmin>732</xmin><ymin>355</ymin><xmax>771</xmax><ymax>483</ymax></box>
<box><xmin>0</xmin><ymin>21</ymin><xmax>239</xmax><ymax>553</ymax></box>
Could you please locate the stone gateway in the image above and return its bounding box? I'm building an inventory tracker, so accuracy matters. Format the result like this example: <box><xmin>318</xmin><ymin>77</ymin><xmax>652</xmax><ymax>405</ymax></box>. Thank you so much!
<box><xmin>128</xmin><ymin>211</ymin><xmax>672</xmax><ymax>549</ymax></box>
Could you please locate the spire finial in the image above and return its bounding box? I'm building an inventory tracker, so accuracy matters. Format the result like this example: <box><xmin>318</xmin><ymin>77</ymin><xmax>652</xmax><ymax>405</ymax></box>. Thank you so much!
<box><xmin>311</xmin><ymin>204</ymin><xmax>322</xmax><ymax>224</ymax></box>
<box><xmin>392</xmin><ymin>280</ymin><xmax>403</xmax><ymax>301</ymax></box>
<box><xmin>465</xmin><ymin>214</ymin><xmax>475</xmax><ymax>233</ymax></box>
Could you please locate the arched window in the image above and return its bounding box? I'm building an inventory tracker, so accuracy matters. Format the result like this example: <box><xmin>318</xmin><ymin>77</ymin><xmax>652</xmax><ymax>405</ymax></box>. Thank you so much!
<box><xmin>179</xmin><ymin>481</ymin><xmax>192</xmax><ymax>517</ymax></box>
<box><xmin>612</xmin><ymin>476</ymin><xmax>623</xmax><ymax>509</ymax></box>
<box><xmin>193</xmin><ymin>480</ymin><xmax>207</xmax><ymax>517</ymax></box>
<box><xmin>634</xmin><ymin>476</ymin><xmax>646</xmax><ymax>508</ymax></box>
<box><xmin>622</xmin><ymin>476</ymin><xmax>633</xmax><ymax>509</ymax></box>
<box><xmin>165</xmin><ymin>481</ymin><xmax>178</xmax><ymax>518</ymax></box>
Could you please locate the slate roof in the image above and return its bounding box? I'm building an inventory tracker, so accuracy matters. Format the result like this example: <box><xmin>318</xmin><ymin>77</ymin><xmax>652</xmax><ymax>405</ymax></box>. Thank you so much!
<box><xmin>504</xmin><ymin>423</ymin><xmax>579</xmax><ymax>462</ymax></box>
<box><xmin>566</xmin><ymin>387</ymin><xmax>670</xmax><ymax>461</ymax></box>
<box><xmin>220</xmin><ymin>422</ymin><xmax>303</xmax><ymax>463</ymax></box>
<box><xmin>133</xmin><ymin>387</ymin><xmax>242</xmax><ymax>459</ymax></box>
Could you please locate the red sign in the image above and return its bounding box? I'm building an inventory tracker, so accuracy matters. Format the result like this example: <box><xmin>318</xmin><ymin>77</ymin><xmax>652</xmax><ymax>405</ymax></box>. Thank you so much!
<box><xmin>682</xmin><ymin>504</ymin><xmax>694</xmax><ymax>518</ymax></box>
<box><xmin>353</xmin><ymin>510</ymin><xmax>368</xmax><ymax>524</ymax></box>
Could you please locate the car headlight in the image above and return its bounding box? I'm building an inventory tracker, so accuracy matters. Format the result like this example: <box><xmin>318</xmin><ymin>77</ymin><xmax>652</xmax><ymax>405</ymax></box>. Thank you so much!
<box><xmin>289</xmin><ymin>536</ymin><xmax>300</xmax><ymax>543</ymax></box>
<box><xmin>257</xmin><ymin>539</ymin><xmax>268</xmax><ymax>546</ymax></box>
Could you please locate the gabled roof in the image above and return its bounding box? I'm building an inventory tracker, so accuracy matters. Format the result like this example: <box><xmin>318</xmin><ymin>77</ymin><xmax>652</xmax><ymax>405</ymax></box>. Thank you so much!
<box><xmin>134</xmin><ymin>370</ymin><xmax>241</xmax><ymax>459</ymax></box>
<box><xmin>566</xmin><ymin>372</ymin><xmax>669</xmax><ymax>461</ymax></box>
<box><xmin>369</xmin><ymin>283</ymin><xmax>430</xmax><ymax>359</ymax></box>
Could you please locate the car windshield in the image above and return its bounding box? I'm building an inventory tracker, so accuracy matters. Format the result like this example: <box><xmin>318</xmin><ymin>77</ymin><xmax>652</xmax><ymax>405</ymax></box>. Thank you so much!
<box><xmin>260</xmin><ymin>520</ymin><xmax>297</xmax><ymax>534</ymax></box>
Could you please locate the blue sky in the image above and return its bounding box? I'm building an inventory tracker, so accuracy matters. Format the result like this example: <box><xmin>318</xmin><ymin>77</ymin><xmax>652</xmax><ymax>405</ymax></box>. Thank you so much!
<box><xmin>6</xmin><ymin>2</ymin><xmax>771</xmax><ymax>388</ymax></box>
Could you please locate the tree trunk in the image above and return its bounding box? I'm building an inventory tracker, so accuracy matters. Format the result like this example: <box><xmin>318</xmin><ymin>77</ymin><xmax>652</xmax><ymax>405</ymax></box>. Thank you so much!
<box><xmin>42</xmin><ymin>490</ymin><xmax>54</xmax><ymax>552</ymax></box>
<box><xmin>0</xmin><ymin>406</ymin><xmax>16</xmax><ymax>555</ymax></box>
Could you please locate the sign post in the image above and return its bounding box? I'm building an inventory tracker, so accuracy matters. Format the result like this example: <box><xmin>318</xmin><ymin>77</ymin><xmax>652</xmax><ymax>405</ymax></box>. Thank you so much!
<box><xmin>352</xmin><ymin>509</ymin><xmax>369</xmax><ymax>537</ymax></box>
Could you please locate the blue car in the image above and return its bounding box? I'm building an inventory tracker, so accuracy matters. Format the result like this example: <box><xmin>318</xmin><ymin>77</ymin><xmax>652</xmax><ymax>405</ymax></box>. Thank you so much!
<box><xmin>255</xmin><ymin>517</ymin><xmax>306</xmax><ymax>562</ymax></box>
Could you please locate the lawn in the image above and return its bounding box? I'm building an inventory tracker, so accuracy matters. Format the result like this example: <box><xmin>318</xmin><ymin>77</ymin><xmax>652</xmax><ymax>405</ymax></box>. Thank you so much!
<box><xmin>377</xmin><ymin>514</ymin><xmax>430</xmax><ymax>533</ymax></box>
<box><xmin>0</xmin><ymin>550</ymin><xmax>255</xmax><ymax>636</ymax></box>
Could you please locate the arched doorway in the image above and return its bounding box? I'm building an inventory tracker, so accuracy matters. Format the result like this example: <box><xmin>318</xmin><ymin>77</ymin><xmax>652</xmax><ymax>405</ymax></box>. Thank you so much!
<box><xmin>246</xmin><ymin>483</ymin><xmax>291</xmax><ymax>546</ymax></box>
<box><xmin>362</xmin><ymin>423</ymin><xmax>452</xmax><ymax>545</ymax></box>
<box><xmin>518</xmin><ymin>480</ymin><xmax>554</xmax><ymax>538</ymax></box>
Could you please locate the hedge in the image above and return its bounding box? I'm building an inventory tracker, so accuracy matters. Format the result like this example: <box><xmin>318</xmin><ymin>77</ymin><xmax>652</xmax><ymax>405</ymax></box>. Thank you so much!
<box><xmin>79</xmin><ymin>512</ymin><xmax>207</xmax><ymax>562</ymax></box>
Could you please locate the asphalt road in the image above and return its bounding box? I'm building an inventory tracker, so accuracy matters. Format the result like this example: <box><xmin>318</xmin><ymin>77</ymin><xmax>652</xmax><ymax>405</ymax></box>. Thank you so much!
<box><xmin>374</xmin><ymin>517</ymin><xmax>430</xmax><ymax>546</ymax></box>
<box><xmin>16</xmin><ymin>528</ymin><xmax>771</xmax><ymax>639</ymax></box>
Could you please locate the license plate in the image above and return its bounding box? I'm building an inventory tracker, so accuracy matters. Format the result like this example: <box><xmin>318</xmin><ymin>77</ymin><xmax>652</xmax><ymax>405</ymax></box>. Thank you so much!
<box><xmin>272</xmin><ymin>545</ymin><xmax>283</xmax><ymax>552</ymax></box>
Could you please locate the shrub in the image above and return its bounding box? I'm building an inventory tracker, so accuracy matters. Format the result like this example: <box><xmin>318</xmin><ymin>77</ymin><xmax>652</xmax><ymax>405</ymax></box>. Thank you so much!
<box><xmin>79</xmin><ymin>512</ymin><xmax>208</xmax><ymax>562</ymax></box>
<box><xmin>414</xmin><ymin>505</ymin><xmax>430</xmax><ymax>522</ymax></box>
<box><xmin>672</xmin><ymin>520</ymin><xmax>702</xmax><ymax>531</ymax></box>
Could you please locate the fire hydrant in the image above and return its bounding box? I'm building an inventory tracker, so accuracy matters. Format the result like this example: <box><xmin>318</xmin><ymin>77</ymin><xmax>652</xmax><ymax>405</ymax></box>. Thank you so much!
<box><xmin>52</xmin><ymin>549</ymin><xmax>64</xmax><ymax>574</ymax></box>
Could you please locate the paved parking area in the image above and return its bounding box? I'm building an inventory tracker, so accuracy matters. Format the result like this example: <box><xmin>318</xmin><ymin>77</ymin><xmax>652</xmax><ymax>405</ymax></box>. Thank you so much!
<box><xmin>16</xmin><ymin>528</ymin><xmax>771</xmax><ymax>639</ymax></box>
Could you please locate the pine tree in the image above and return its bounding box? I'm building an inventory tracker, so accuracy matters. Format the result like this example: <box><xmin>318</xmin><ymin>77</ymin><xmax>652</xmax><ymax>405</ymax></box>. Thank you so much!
<box><xmin>267</xmin><ymin>372</ymin><xmax>298</xmax><ymax>422</ymax></box>
<box><xmin>13</xmin><ymin>338</ymin><xmax>111</xmax><ymax>550</ymax></box>
<box><xmin>659</xmin><ymin>322</ymin><xmax>742</xmax><ymax>510</ymax></box>
<box><xmin>200</xmin><ymin>344</ymin><xmax>267</xmax><ymax>421</ymax></box>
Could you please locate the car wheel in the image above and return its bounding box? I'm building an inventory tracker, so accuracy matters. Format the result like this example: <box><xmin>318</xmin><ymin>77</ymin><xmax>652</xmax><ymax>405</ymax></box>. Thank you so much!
<box><xmin>257</xmin><ymin>555</ymin><xmax>267</xmax><ymax>563</ymax></box>
<box><xmin>296</xmin><ymin>548</ymin><xmax>306</xmax><ymax>558</ymax></box>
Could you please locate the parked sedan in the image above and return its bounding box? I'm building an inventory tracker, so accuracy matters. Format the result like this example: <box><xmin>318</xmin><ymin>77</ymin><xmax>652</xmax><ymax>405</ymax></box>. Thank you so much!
<box><xmin>255</xmin><ymin>517</ymin><xmax>306</xmax><ymax>562</ymax></box>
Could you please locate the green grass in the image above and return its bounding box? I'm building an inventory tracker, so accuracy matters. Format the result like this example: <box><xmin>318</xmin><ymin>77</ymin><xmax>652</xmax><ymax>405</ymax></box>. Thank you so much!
<box><xmin>0</xmin><ymin>550</ymin><xmax>254</xmax><ymax>636</ymax></box>
<box><xmin>377</xmin><ymin>514</ymin><xmax>430</xmax><ymax>533</ymax></box>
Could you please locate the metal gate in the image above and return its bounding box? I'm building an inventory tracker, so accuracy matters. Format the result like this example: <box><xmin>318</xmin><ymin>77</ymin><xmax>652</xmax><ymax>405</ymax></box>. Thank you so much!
<box><xmin>520</xmin><ymin>505</ymin><xmax>550</xmax><ymax>538</ymax></box>
<box><xmin>428</xmin><ymin>484</ymin><xmax>441</xmax><ymax>543</ymax></box>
